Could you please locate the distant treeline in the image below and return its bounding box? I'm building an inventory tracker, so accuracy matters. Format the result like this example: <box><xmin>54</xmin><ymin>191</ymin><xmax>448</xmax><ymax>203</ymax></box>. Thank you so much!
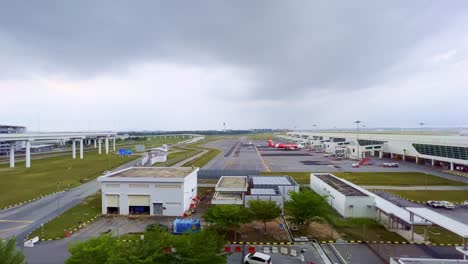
<box><xmin>120</xmin><ymin>129</ymin><xmax>289</xmax><ymax>136</ymax></box>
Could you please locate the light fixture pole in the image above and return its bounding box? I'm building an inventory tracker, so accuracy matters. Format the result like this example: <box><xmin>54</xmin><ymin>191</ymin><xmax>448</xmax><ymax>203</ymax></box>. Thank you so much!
<box><xmin>354</xmin><ymin>120</ymin><xmax>362</xmax><ymax>160</ymax></box>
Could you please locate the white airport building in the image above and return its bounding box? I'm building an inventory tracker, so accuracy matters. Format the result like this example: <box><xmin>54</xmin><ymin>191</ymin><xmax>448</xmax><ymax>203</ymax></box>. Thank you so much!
<box><xmin>311</xmin><ymin>173</ymin><xmax>376</xmax><ymax>218</ymax></box>
<box><xmin>283</xmin><ymin>132</ymin><xmax>468</xmax><ymax>172</ymax></box>
<box><xmin>98</xmin><ymin>167</ymin><xmax>198</xmax><ymax>216</ymax></box>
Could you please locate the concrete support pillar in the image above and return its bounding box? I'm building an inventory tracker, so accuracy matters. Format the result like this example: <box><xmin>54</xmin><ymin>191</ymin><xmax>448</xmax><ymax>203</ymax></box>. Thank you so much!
<box><xmin>94</xmin><ymin>139</ymin><xmax>97</xmax><ymax>148</ymax></box>
<box><xmin>80</xmin><ymin>139</ymin><xmax>84</xmax><ymax>159</ymax></box>
<box><xmin>105</xmin><ymin>137</ymin><xmax>109</xmax><ymax>154</ymax></box>
<box><xmin>98</xmin><ymin>139</ymin><xmax>102</xmax><ymax>154</ymax></box>
<box><xmin>415</xmin><ymin>156</ymin><xmax>419</xmax><ymax>164</ymax></box>
<box><xmin>25</xmin><ymin>141</ymin><xmax>31</xmax><ymax>168</ymax></box>
<box><xmin>379</xmin><ymin>151</ymin><xmax>383</xmax><ymax>159</ymax></box>
<box><xmin>424</xmin><ymin>225</ymin><xmax>428</xmax><ymax>242</ymax></box>
<box><xmin>390</xmin><ymin>153</ymin><xmax>394</xmax><ymax>159</ymax></box>
<box><xmin>402</xmin><ymin>155</ymin><xmax>406</xmax><ymax>161</ymax></box>
<box><xmin>411</xmin><ymin>225</ymin><xmax>414</xmax><ymax>241</ymax></box>
<box><xmin>72</xmin><ymin>140</ymin><xmax>76</xmax><ymax>159</ymax></box>
<box><xmin>113</xmin><ymin>137</ymin><xmax>116</xmax><ymax>152</ymax></box>
<box><xmin>9</xmin><ymin>143</ymin><xmax>15</xmax><ymax>168</ymax></box>
<box><xmin>88</xmin><ymin>139</ymin><xmax>91</xmax><ymax>145</ymax></box>
<box><xmin>431</xmin><ymin>159</ymin><xmax>435</xmax><ymax>167</ymax></box>
<box><xmin>450</xmin><ymin>162</ymin><xmax>454</xmax><ymax>171</ymax></box>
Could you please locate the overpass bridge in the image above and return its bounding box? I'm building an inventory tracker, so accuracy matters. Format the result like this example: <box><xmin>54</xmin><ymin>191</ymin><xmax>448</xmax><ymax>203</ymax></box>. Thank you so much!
<box><xmin>0</xmin><ymin>132</ymin><xmax>119</xmax><ymax>168</ymax></box>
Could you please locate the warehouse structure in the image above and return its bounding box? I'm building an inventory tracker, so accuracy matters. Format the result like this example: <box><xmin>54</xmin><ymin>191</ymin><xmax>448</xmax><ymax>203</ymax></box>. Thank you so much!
<box><xmin>284</xmin><ymin>132</ymin><xmax>468</xmax><ymax>171</ymax></box>
<box><xmin>98</xmin><ymin>167</ymin><xmax>198</xmax><ymax>216</ymax></box>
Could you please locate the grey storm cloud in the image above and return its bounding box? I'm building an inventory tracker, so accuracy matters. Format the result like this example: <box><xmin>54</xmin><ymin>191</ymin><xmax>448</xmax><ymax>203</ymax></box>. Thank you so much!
<box><xmin>0</xmin><ymin>1</ymin><xmax>466</xmax><ymax>99</ymax></box>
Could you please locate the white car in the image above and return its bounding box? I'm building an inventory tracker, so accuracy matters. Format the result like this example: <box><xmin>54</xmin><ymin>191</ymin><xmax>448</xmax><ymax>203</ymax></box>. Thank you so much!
<box><xmin>464</xmin><ymin>200</ymin><xmax>468</xmax><ymax>206</ymax></box>
<box><xmin>352</xmin><ymin>163</ymin><xmax>360</xmax><ymax>168</ymax></box>
<box><xmin>439</xmin><ymin>201</ymin><xmax>455</xmax><ymax>209</ymax></box>
<box><xmin>427</xmin><ymin>200</ymin><xmax>441</xmax><ymax>208</ymax></box>
<box><xmin>244</xmin><ymin>252</ymin><xmax>272</xmax><ymax>264</ymax></box>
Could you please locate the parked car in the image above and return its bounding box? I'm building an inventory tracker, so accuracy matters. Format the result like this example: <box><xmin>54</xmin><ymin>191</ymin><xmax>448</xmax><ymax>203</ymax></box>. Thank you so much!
<box><xmin>439</xmin><ymin>201</ymin><xmax>455</xmax><ymax>209</ymax></box>
<box><xmin>464</xmin><ymin>200</ymin><xmax>468</xmax><ymax>206</ymax></box>
<box><xmin>244</xmin><ymin>252</ymin><xmax>272</xmax><ymax>264</ymax></box>
<box><xmin>427</xmin><ymin>200</ymin><xmax>441</xmax><ymax>208</ymax></box>
<box><xmin>351</xmin><ymin>163</ymin><xmax>360</xmax><ymax>168</ymax></box>
<box><xmin>382</xmin><ymin>163</ymin><xmax>399</xmax><ymax>168</ymax></box>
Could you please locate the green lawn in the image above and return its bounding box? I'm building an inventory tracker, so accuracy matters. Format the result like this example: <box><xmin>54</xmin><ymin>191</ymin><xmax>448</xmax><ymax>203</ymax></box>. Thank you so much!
<box><xmin>0</xmin><ymin>151</ymin><xmax>137</xmax><ymax>208</ymax></box>
<box><xmin>260</xmin><ymin>171</ymin><xmax>310</xmax><ymax>184</ymax></box>
<box><xmin>391</xmin><ymin>190</ymin><xmax>468</xmax><ymax>203</ymax></box>
<box><xmin>154</xmin><ymin>147</ymin><xmax>202</xmax><ymax>167</ymax></box>
<box><xmin>333</xmin><ymin>172</ymin><xmax>466</xmax><ymax>186</ymax></box>
<box><xmin>247</xmin><ymin>133</ymin><xmax>276</xmax><ymax>140</ymax></box>
<box><xmin>414</xmin><ymin>226</ymin><xmax>463</xmax><ymax>245</ymax></box>
<box><xmin>29</xmin><ymin>192</ymin><xmax>102</xmax><ymax>240</ymax></box>
<box><xmin>182</xmin><ymin>148</ymin><xmax>221</xmax><ymax>168</ymax></box>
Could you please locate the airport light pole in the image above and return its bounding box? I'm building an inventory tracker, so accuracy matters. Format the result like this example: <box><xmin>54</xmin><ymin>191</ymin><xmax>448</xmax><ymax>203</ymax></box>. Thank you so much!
<box><xmin>354</xmin><ymin>120</ymin><xmax>362</xmax><ymax>160</ymax></box>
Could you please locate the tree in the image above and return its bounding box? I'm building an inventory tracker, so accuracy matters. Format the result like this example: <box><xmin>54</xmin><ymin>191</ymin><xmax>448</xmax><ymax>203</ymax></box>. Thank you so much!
<box><xmin>247</xmin><ymin>200</ymin><xmax>282</xmax><ymax>233</ymax></box>
<box><xmin>0</xmin><ymin>238</ymin><xmax>25</xmax><ymax>264</ymax></box>
<box><xmin>67</xmin><ymin>227</ymin><xmax>227</xmax><ymax>264</ymax></box>
<box><xmin>284</xmin><ymin>188</ymin><xmax>329</xmax><ymax>229</ymax></box>
<box><xmin>203</xmin><ymin>205</ymin><xmax>252</xmax><ymax>230</ymax></box>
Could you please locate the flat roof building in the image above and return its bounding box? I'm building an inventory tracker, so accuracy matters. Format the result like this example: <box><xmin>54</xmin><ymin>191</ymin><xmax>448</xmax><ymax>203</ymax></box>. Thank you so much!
<box><xmin>98</xmin><ymin>167</ymin><xmax>198</xmax><ymax>216</ymax></box>
<box><xmin>311</xmin><ymin>173</ymin><xmax>376</xmax><ymax>218</ymax></box>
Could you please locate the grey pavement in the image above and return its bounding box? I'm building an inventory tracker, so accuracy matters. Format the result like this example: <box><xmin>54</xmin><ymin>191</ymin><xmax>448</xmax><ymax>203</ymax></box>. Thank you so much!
<box><xmin>203</xmin><ymin>137</ymin><xmax>266</xmax><ymax>171</ymax></box>
<box><xmin>330</xmin><ymin>243</ymin><xmax>464</xmax><ymax>263</ymax></box>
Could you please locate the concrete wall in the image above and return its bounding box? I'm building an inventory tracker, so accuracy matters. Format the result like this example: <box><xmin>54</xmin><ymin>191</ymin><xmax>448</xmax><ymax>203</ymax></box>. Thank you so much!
<box><xmin>183</xmin><ymin>170</ymin><xmax>198</xmax><ymax>212</ymax></box>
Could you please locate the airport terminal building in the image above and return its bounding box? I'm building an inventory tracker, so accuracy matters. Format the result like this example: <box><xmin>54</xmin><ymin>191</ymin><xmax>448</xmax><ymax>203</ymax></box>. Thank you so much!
<box><xmin>283</xmin><ymin>132</ymin><xmax>468</xmax><ymax>172</ymax></box>
<box><xmin>98</xmin><ymin>167</ymin><xmax>198</xmax><ymax>216</ymax></box>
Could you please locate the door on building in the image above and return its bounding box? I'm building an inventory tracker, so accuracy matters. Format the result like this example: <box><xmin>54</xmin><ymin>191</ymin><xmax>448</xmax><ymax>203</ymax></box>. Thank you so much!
<box><xmin>128</xmin><ymin>195</ymin><xmax>150</xmax><ymax>215</ymax></box>
<box><xmin>153</xmin><ymin>203</ymin><xmax>163</xmax><ymax>215</ymax></box>
<box><xmin>106</xmin><ymin>194</ymin><xmax>120</xmax><ymax>214</ymax></box>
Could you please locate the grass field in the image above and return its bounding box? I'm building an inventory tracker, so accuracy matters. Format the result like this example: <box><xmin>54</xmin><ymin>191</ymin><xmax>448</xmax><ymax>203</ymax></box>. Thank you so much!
<box><xmin>182</xmin><ymin>148</ymin><xmax>221</xmax><ymax>168</ymax></box>
<box><xmin>391</xmin><ymin>190</ymin><xmax>468</xmax><ymax>203</ymax></box>
<box><xmin>247</xmin><ymin>133</ymin><xmax>278</xmax><ymax>140</ymax></box>
<box><xmin>29</xmin><ymin>192</ymin><xmax>102</xmax><ymax>240</ymax></box>
<box><xmin>333</xmin><ymin>172</ymin><xmax>466</xmax><ymax>186</ymax></box>
<box><xmin>414</xmin><ymin>226</ymin><xmax>463</xmax><ymax>245</ymax></box>
<box><xmin>153</xmin><ymin>147</ymin><xmax>202</xmax><ymax>167</ymax></box>
<box><xmin>0</xmin><ymin>151</ymin><xmax>137</xmax><ymax>208</ymax></box>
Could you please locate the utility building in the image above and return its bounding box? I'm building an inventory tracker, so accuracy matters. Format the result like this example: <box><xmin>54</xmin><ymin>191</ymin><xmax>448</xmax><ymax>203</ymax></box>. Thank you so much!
<box><xmin>98</xmin><ymin>167</ymin><xmax>198</xmax><ymax>216</ymax></box>
<box><xmin>311</xmin><ymin>173</ymin><xmax>376</xmax><ymax>218</ymax></box>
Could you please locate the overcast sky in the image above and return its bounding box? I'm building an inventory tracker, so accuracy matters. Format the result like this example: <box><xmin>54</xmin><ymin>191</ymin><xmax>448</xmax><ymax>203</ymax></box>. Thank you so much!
<box><xmin>1</xmin><ymin>1</ymin><xmax>468</xmax><ymax>131</ymax></box>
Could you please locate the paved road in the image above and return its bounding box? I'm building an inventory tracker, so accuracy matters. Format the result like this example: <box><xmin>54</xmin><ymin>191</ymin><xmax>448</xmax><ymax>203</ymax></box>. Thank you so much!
<box><xmin>0</xmin><ymin>157</ymin><xmax>143</xmax><ymax>243</ymax></box>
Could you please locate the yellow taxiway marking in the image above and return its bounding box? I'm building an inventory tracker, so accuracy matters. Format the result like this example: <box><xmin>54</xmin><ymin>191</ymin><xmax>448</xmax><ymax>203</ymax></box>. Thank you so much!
<box><xmin>0</xmin><ymin>219</ymin><xmax>34</xmax><ymax>223</ymax></box>
<box><xmin>0</xmin><ymin>225</ymin><xmax>29</xmax><ymax>233</ymax></box>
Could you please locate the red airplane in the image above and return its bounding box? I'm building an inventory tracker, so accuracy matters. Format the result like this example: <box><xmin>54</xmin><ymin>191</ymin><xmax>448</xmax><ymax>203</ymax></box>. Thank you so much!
<box><xmin>267</xmin><ymin>138</ymin><xmax>303</xmax><ymax>150</ymax></box>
